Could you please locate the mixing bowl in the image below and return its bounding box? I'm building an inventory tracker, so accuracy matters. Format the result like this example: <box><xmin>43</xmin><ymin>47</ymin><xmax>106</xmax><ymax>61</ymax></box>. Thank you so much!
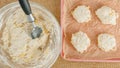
<box><xmin>0</xmin><ymin>2</ymin><xmax>61</xmax><ymax>68</ymax></box>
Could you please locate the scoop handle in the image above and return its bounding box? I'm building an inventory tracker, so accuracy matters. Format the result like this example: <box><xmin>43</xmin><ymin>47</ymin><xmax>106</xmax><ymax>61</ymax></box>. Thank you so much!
<box><xmin>18</xmin><ymin>0</ymin><xmax>32</xmax><ymax>15</ymax></box>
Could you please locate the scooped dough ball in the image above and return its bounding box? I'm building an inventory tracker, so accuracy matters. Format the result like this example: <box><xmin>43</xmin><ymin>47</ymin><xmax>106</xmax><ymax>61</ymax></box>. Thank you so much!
<box><xmin>72</xmin><ymin>5</ymin><xmax>91</xmax><ymax>23</ymax></box>
<box><xmin>98</xmin><ymin>33</ymin><xmax>116</xmax><ymax>52</ymax></box>
<box><xmin>96</xmin><ymin>6</ymin><xmax>119</xmax><ymax>25</ymax></box>
<box><xmin>71</xmin><ymin>31</ymin><xmax>90</xmax><ymax>53</ymax></box>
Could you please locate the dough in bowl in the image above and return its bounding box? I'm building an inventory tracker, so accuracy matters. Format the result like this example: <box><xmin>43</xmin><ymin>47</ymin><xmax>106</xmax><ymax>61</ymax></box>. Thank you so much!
<box><xmin>1</xmin><ymin>8</ymin><xmax>52</xmax><ymax>65</ymax></box>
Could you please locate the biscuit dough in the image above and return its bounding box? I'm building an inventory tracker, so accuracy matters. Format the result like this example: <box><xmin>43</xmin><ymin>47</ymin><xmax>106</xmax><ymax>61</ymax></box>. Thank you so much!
<box><xmin>72</xmin><ymin>5</ymin><xmax>91</xmax><ymax>23</ymax></box>
<box><xmin>98</xmin><ymin>33</ymin><xmax>116</xmax><ymax>52</ymax></box>
<box><xmin>71</xmin><ymin>31</ymin><xmax>90</xmax><ymax>53</ymax></box>
<box><xmin>96</xmin><ymin>6</ymin><xmax>119</xmax><ymax>25</ymax></box>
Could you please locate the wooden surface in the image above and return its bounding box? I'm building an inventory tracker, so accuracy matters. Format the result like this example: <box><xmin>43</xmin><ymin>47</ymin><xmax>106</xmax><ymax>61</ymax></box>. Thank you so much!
<box><xmin>0</xmin><ymin>0</ymin><xmax>120</xmax><ymax>68</ymax></box>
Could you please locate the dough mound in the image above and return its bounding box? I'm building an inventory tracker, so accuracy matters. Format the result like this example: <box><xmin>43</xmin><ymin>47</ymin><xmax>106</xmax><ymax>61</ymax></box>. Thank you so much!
<box><xmin>98</xmin><ymin>33</ymin><xmax>116</xmax><ymax>52</ymax></box>
<box><xmin>72</xmin><ymin>5</ymin><xmax>91</xmax><ymax>23</ymax></box>
<box><xmin>96</xmin><ymin>6</ymin><xmax>118</xmax><ymax>25</ymax></box>
<box><xmin>71</xmin><ymin>31</ymin><xmax>90</xmax><ymax>53</ymax></box>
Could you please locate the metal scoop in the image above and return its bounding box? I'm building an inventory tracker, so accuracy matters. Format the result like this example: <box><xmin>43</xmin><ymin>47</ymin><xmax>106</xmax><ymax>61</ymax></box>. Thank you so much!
<box><xmin>19</xmin><ymin>0</ymin><xmax>42</xmax><ymax>39</ymax></box>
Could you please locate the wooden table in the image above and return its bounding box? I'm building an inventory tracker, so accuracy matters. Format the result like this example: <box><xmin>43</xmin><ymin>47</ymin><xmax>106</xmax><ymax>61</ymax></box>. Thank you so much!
<box><xmin>0</xmin><ymin>0</ymin><xmax>120</xmax><ymax>68</ymax></box>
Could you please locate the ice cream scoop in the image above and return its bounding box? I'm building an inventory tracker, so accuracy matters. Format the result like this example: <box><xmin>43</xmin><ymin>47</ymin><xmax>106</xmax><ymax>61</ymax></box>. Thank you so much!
<box><xmin>19</xmin><ymin>0</ymin><xmax>42</xmax><ymax>39</ymax></box>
